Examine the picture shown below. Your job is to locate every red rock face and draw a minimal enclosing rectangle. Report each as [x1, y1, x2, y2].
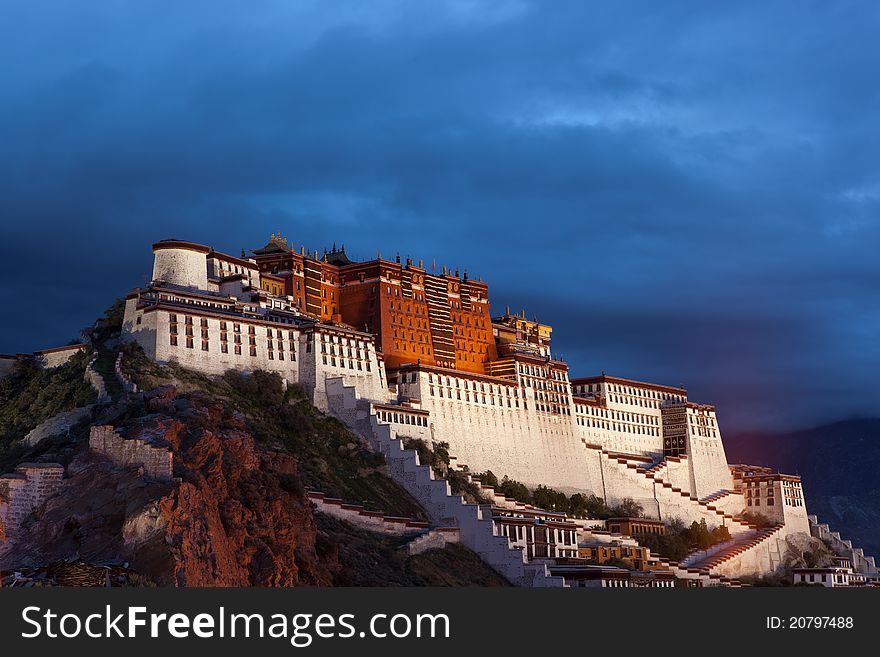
[2, 387, 339, 587]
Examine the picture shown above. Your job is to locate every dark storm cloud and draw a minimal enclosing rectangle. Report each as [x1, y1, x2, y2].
[1, 0, 878, 431]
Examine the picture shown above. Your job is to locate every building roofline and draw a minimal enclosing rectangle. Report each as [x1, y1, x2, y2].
[208, 249, 258, 270]
[571, 374, 687, 396]
[393, 363, 518, 387]
[152, 240, 211, 255]
[32, 344, 86, 355]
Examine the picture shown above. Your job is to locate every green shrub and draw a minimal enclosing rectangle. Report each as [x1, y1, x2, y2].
[0, 350, 96, 445]
[740, 511, 776, 528]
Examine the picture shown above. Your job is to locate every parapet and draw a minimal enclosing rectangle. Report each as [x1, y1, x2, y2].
[0, 462, 65, 540]
[89, 425, 173, 481]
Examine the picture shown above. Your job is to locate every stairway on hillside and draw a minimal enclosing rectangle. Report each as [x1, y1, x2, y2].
[808, 515, 878, 574]
[324, 376, 565, 588]
[92, 349, 124, 400]
[587, 442, 755, 534]
[680, 525, 784, 575]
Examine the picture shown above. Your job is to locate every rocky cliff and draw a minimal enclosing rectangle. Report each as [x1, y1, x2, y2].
[2, 386, 337, 586]
[1, 356, 506, 587]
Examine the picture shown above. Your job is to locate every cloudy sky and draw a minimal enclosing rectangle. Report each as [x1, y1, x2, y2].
[1, 1, 878, 432]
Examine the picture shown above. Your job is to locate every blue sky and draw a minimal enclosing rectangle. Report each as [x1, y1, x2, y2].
[1, 1, 878, 432]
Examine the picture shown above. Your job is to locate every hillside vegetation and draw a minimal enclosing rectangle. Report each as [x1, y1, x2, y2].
[118, 342, 427, 520]
[0, 350, 96, 461]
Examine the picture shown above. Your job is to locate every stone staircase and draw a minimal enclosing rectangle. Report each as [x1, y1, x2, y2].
[325, 376, 565, 587]
[655, 557, 741, 587]
[84, 352, 111, 403]
[307, 491, 430, 535]
[587, 442, 754, 534]
[114, 351, 138, 394]
[808, 515, 878, 574]
[700, 489, 735, 504]
[405, 528, 461, 556]
[89, 349, 122, 400]
[680, 524, 784, 575]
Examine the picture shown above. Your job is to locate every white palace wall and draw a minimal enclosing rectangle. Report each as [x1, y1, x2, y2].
[122, 298, 386, 407]
[688, 431, 736, 500]
[398, 370, 604, 495]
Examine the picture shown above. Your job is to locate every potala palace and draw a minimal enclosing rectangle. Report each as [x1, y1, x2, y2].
[111, 235, 876, 586]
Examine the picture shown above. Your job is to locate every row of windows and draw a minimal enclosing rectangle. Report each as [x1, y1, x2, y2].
[521, 376, 568, 393]
[429, 385, 523, 409]
[392, 340, 433, 356]
[376, 409, 428, 427]
[318, 333, 371, 350]
[607, 394, 672, 409]
[425, 373, 518, 396]
[576, 404, 660, 425]
[688, 414, 717, 427]
[575, 416, 661, 435]
[320, 354, 371, 371]
[209, 258, 256, 278]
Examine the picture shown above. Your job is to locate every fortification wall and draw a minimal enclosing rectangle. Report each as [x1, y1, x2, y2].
[704, 490, 745, 515]
[33, 344, 86, 369]
[664, 457, 691, 494]
[0, 345, 85, 378]
[324, 376, 565, 587]
[0, 463, 64, 539]
[688, 433, 735, 499]
[307, 491, 429, 535]
[428, 395, 603, 494]
[89, 425, 173, 481]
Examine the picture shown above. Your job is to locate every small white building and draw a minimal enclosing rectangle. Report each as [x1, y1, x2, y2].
[793, 566, 853, 587]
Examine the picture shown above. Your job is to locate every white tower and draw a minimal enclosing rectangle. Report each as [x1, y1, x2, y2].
[151, 240, 210, 291]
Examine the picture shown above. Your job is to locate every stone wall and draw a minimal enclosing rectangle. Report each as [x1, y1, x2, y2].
[707, 526, 787, 579]
[307, 491, 429, 535]
[407, 528, 461, 556]
[687, 432, 735, 500]
[809, 515, 878, 574]
[0, 345, 86, 378]
[33, 344, 86, 369]
[115, 352, 138, 394]
[0, 463, 64, 539]
[88, 425, 173, 481]
[407, 372, 604, 495]
[85, 354, 111, 402]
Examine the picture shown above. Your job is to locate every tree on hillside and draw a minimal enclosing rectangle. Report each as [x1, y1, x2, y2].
[477, 470, 500, 488]
[497, 476, 532, 504]
[612, 497, 644, 518]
